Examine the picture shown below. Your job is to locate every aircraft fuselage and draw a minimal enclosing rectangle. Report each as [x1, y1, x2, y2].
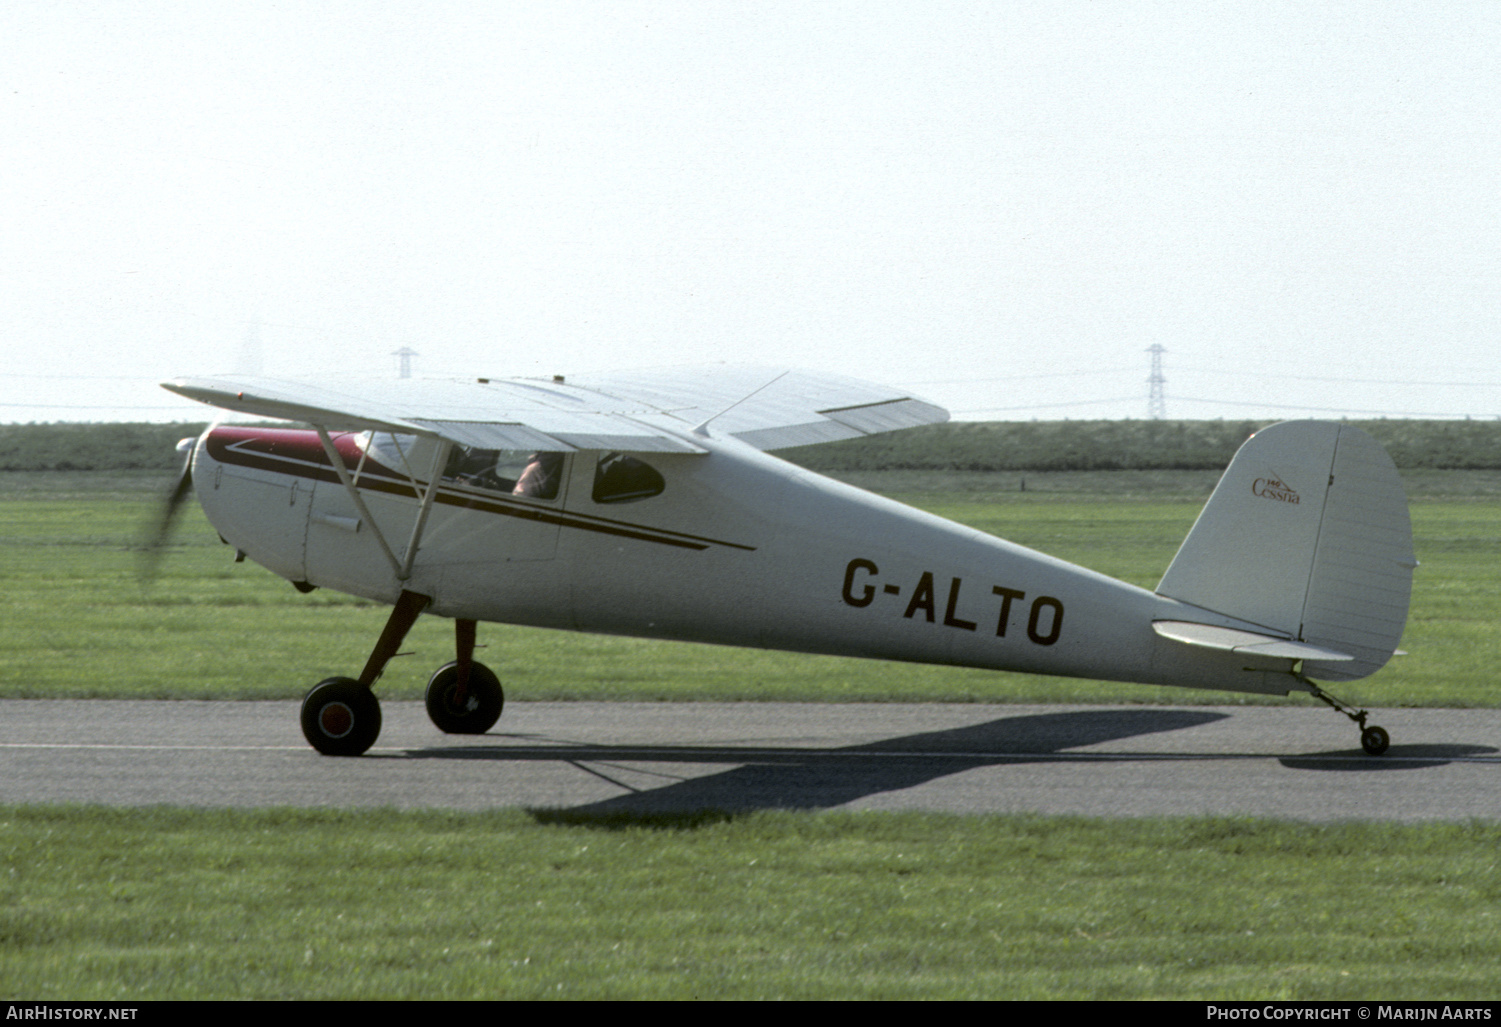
[192, 424, 1304, 697]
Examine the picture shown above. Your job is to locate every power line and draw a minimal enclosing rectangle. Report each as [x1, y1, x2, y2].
[1171, 365, 1501, 389]
[911, 368, 1137, 387]
[954, 396, 1144, 415]
[1168, 395, 1497, 418]
[0, 402, 192, 410]
[0, 372, 160, 382]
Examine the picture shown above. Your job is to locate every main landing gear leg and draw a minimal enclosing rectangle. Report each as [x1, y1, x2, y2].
[300, 589, 431, 756]
[1301, 675, 1390, 756]
[424, 617, 504, 735]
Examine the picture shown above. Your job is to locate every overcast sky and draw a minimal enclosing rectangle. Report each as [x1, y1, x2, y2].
[4, 1, 1499, 424]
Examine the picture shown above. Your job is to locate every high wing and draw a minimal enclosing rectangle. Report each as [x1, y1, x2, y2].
[161, 366, 949, 454]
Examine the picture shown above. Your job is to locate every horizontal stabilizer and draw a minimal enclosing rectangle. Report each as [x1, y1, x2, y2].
[1152, 621, 1354, 662]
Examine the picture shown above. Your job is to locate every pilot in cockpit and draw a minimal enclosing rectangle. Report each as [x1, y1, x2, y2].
[443, 446, 562, 499]
[513, 452, 563, 499]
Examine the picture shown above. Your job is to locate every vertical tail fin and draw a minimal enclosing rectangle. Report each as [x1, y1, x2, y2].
[1157, 421, 1415, 681]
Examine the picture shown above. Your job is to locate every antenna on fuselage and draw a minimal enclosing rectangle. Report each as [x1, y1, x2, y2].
[691, 370, 789, 437]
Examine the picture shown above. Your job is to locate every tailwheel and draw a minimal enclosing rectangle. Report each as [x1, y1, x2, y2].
[425, 660, 504, 735]
[1303, 675, 1391, 756]
[302, 677, 382, 756]
[1361, 725, 1390, 756]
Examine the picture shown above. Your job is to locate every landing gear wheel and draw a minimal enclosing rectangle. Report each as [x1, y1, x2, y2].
[1361, 725, 1390, 756]
[1304, 677, 1391, 758]
[301, 677, 382, 756]
[425, 661, 504, 735]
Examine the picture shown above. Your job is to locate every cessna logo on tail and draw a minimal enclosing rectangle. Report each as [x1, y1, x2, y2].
[1253, 476, 1300, 504]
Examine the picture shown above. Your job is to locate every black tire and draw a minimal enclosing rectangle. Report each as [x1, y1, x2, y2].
[1361, 725, 1390, 756]
[424, 661, 504, 734]
[301, 677, 382, 756]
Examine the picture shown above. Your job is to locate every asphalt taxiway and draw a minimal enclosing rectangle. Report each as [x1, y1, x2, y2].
[0, 700, 1496, 820]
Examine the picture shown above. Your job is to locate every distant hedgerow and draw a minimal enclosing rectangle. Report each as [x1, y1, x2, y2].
[0, 423, 208, 472]
[1, 418, 1497, 474]
[782, 419, 1501, 472]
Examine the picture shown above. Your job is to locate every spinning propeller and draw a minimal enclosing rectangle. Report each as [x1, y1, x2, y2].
[139, 435, 201, 581]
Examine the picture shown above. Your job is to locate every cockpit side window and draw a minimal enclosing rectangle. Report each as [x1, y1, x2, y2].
[446, 448, 564, 500]
[364, 434, 563, 501]
[593, 453, 665, 504]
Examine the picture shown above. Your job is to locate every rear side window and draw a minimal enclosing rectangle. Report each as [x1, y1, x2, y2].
[593, 453, 665, 504]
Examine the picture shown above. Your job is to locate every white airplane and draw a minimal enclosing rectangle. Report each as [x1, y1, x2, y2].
[155, 367, 1415, 758]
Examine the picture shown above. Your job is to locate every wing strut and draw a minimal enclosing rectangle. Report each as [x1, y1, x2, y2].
[399, 437, 454, 580]
[314, 428, 453, 583]
[316, 427, 405, 580]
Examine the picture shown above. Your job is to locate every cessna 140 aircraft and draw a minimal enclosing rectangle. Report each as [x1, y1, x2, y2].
[155, 367, 1414, 758]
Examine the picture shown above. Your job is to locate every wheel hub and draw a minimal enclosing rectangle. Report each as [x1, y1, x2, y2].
[318, 701, 354, 738]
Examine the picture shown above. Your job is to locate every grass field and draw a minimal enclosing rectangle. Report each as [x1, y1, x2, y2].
[3, 806, 1498, 1000]
[1, 468, 1498, 1000]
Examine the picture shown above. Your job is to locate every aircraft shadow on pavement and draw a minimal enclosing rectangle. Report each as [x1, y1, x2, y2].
[409, 707, 1228, 815]
[1280, 743, 1497, 772]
